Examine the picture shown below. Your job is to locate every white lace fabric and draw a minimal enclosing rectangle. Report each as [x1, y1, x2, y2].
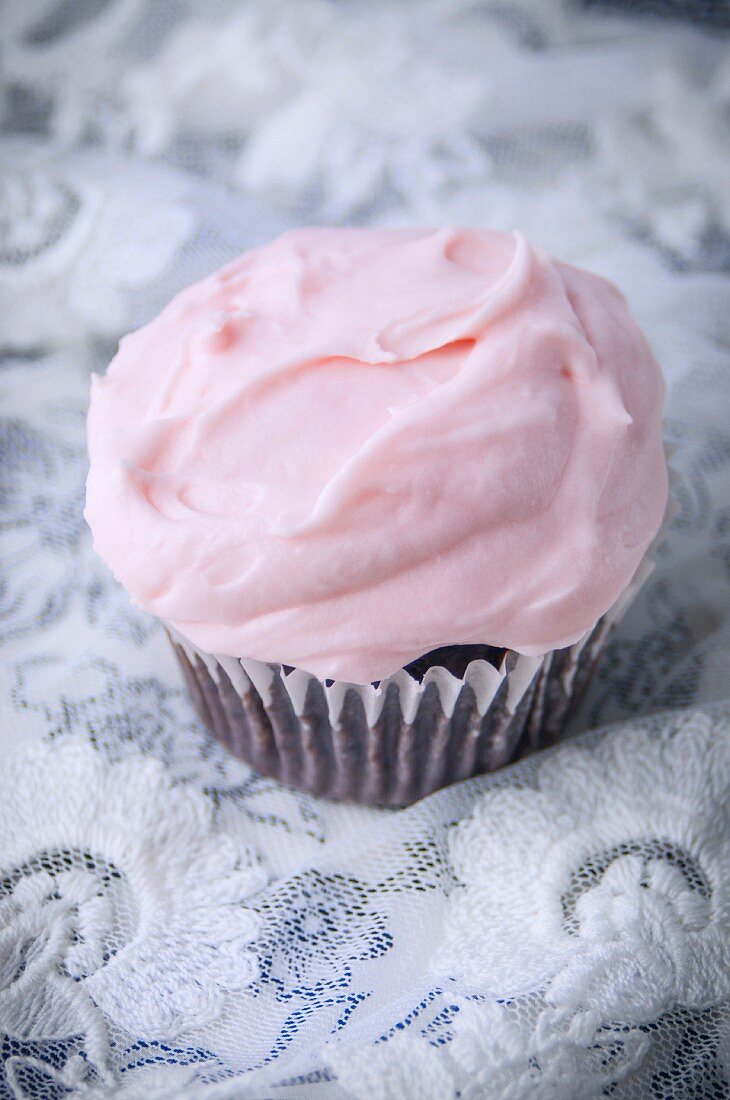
[1, 2, 729, 1097]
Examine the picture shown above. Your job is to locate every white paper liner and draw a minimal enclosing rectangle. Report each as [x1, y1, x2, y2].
[168, 624, 540, 729]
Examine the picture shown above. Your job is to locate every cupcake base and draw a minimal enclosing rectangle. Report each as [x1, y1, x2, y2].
[170, 613, 615, 807]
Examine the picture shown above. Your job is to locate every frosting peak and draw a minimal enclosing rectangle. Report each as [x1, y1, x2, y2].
[86, 227, 668, 682]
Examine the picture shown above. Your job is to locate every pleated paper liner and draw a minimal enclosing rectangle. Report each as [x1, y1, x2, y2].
[168, 548, 654, 807]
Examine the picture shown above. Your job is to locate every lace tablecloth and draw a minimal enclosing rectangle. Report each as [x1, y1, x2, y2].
[1, 2, 729, 1097]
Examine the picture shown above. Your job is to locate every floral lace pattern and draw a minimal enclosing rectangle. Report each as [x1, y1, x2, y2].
[1, 741, 263, 1094]
[1, 1, 729, 1097]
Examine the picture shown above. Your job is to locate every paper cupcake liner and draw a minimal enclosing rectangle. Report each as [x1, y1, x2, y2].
[167, 544, 655, 806]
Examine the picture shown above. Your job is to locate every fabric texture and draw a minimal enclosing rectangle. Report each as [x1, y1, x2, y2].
[1, 1, 729, 1097]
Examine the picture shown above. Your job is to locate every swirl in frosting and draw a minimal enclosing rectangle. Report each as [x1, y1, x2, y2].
[85, 227, 668, 683]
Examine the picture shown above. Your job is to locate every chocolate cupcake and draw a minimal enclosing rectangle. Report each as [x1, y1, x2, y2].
[85, 227, 669, 806]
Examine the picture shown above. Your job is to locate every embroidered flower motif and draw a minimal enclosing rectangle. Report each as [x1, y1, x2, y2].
[119, 1, 331, 155]
[593, 59, 730, 263]
[0, 865, 115, 1085]
[0, 740, 265, 1086]
[233, 7, 490, 217]
[446, 998, 649, 1100]
[0, 147, 193, 350]
[327, 1032, 456, 1100]
[442, 707, 730, 1018]
[257, 869, 392, 1001]
[428, 707, 730, 1095]
[3, 1051, 206, 1100]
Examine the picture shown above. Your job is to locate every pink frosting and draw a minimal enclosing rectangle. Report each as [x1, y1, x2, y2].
[85, 227, 668, 683]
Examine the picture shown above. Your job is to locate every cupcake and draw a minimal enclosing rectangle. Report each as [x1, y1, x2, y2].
[85, 227, 668, 806]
